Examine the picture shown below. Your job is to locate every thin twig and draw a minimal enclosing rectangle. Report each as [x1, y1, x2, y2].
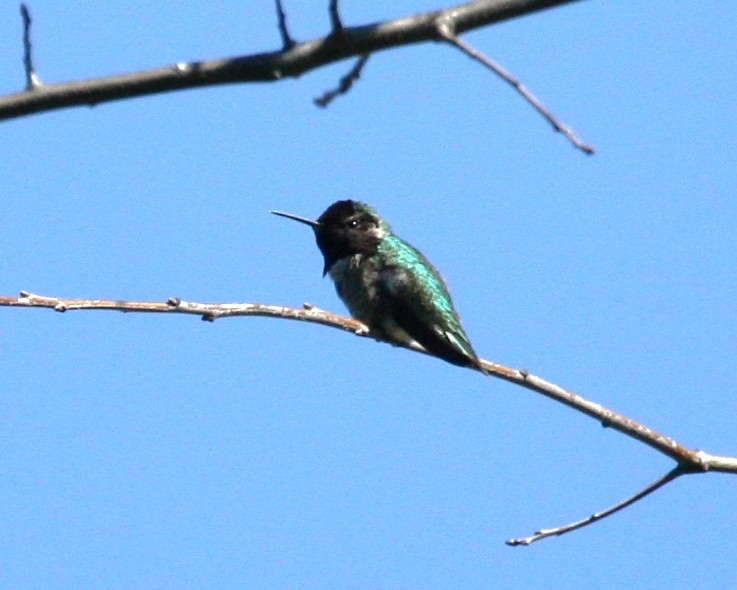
[314, 54, 369, 107]
[507, 467, 684, 546]
[275, 0, 295, 50]
[437, 22, 595, 155]
[329, 0, 344, 35]
[20, 3, 42, 89]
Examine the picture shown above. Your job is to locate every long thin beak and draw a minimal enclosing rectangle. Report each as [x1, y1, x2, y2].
[270, 210, 321, 229]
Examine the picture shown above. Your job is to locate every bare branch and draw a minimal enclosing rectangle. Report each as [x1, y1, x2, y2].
[275, 0, 296, 50]
[4, 291, 370, 333]
[20, 3, 42, 89]
[314, 54, 369, 107]
[0, 0, 587, 123]
[506, 467, 684, 546]
[6, 290, 731, 541]
[436, 21, 595, 154]
[3, 290, 736, 474]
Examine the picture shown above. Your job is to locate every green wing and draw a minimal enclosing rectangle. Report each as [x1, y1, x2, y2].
[379, 236, 480, 368]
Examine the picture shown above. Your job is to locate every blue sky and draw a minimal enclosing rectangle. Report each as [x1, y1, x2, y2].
[1, 2, 736, 588]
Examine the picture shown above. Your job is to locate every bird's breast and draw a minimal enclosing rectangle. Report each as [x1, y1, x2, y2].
[328, 254, 383, 318]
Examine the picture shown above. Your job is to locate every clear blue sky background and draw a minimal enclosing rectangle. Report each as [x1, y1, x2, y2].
[1, 2, 735, 588]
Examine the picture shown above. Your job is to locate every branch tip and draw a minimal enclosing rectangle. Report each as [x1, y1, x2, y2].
[314, 53, 369, 107]
[506, 467, 683, 546]
[20, 2, 42, 90]
[440, 30, 595, 155]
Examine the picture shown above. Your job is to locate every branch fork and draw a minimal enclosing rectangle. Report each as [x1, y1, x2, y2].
[2, 290, 735, 544]
[5, 1, 595, 154]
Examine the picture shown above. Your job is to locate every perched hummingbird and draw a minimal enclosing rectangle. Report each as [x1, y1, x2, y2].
[271, 200, 486, 372]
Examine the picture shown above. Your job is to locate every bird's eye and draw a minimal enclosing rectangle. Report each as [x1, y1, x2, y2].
[349, 219, 359, 228]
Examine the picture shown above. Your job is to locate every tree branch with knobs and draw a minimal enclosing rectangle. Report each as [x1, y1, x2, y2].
[2, 291, 735, 545]
[2, 1, 593, 154]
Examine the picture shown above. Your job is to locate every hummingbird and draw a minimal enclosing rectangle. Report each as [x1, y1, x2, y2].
[271, 200, 486, 373]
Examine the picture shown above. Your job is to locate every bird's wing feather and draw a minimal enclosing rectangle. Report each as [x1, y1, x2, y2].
[379, 243, 479, 368]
